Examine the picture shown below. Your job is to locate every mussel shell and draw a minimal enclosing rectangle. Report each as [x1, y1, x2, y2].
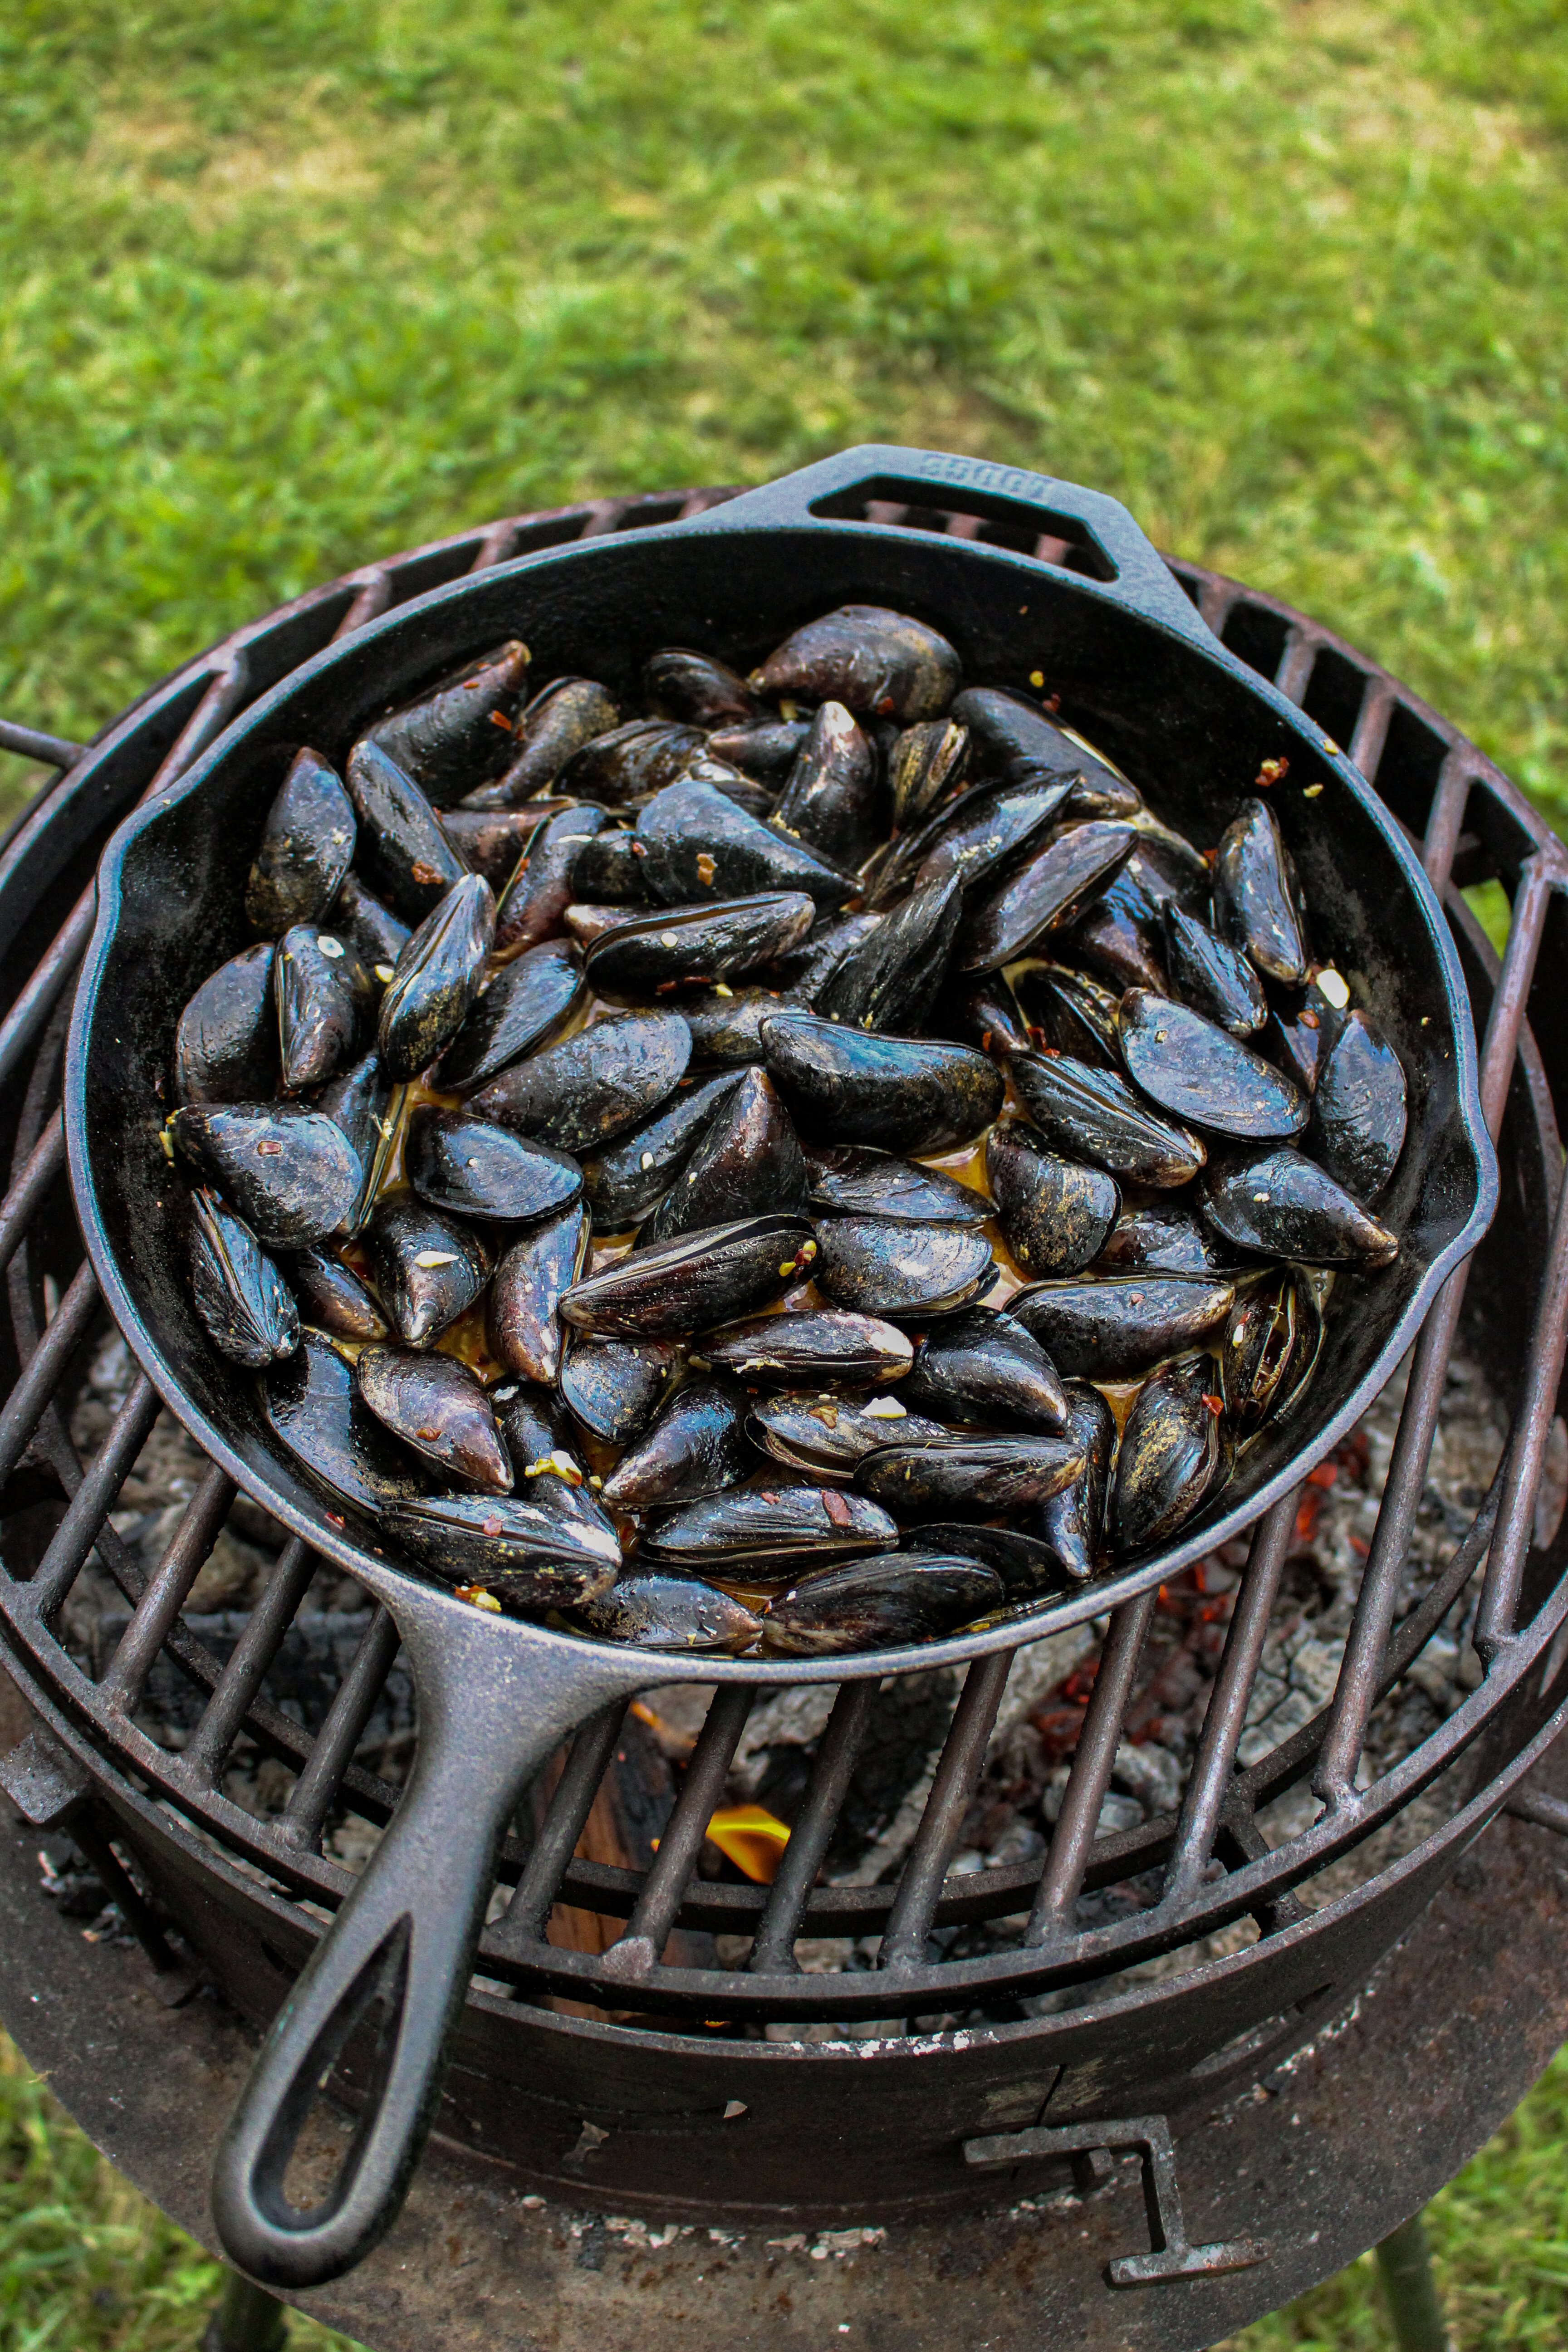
[643, 1479, 900, 1573]
[1010, 962, 1121, 1068]
[584, 892, 814, 1001]
[703, 1308, 912, 1387]
[189, 1190, 299, 1367]
[889, 718, 970, 829]
[1113, 1352, 1230, 1556]
[905, 1520, 1068, 1596]
[857, 1434, 1085, 1518]
[580, 1069, 745, 1229]
[487, 1202, 590, 1384]
[748, 1392, 948, 1480]
[173, 944, 277, 1106]
[433, 937, 587, 1094]
[761, 1011, 1004, 1156]
[802, 1142, 990, 1225]
[1093, 1200, 1236, 1275]
[438, 807, 547, 889]
[494, 1382, 578, 1470]
[1009, 1270, 1235, 1380]
[814, 872, 962, 1034]
[472, 1010, 692, 1153]
[909, 779, 1073, 904]
[571, 828, 649, 904]
[1268, 1006, 1326, 1096]
[637, 779, 852, 910]
[599, 1376, 755, 1509]
[902, 1304, 1067, 1432]
[682, 986, 784, 1067]
[644, 647, 765, 726]
[265, 1333, 425, 1512]
[279, 1242, 388, 1341]
[1163, 903, 1267, 1038]
[769, 909, 882, 1002]
[377, 872, 496, 1081]
[562, 1213, 817, 1338]
[750, 604, 960, 723]
[681, 750, 779, 819]
[561, 718, 705, 804]
[274, 926, 372, 1095]
[1198, 1146, 1399, 1264]
[366, 639, 530, 805]
[1117, 990, 1308, 1141]
[245, 750, 356, 937]
[1218, 1273, 1299, 1426]
[356, 1347, 513, 1492]
[1059, 879, 1170, 996]
[951, 685, 1130, 804]
[1308, 1008, 1407, 1203]
[769, 701, 881, 870]
[1215, 796, 1310, 986]
[812, 1215, 995, 1317]
[493, 802, 608, 956]
[759, 1554, 1002, 1656]
[706, 719, 812, 785]
[381, 1491, 620, 1606]
[1035, 1382, 1116, 1580]
[559, 1332, 681, 1443]
[171, 1102, 362, 1249]
[934, 974, 1033, 1058]
[363, 1197, 492, 1346]
[573, 1568, 762, 1654]
[637, 1068, 806, 1246]
[312, 1051, 394, 1233]
[985, 1120, 1119, 1276]
[958, 821, 1136, 974]
[333, 873, 412, 975]
[461, 677, 621, 809]
[344, 739, 469, 920]
[405, 1107, 582, 1224]
[1010, 1053, 1205, 1188]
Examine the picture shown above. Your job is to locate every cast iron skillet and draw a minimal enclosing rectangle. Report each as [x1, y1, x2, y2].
[65, 446, 1496, 2287]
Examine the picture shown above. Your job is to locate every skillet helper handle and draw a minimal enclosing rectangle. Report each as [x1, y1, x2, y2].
[210, 1610, 640, 2290]
[680, 441, 1213, 645]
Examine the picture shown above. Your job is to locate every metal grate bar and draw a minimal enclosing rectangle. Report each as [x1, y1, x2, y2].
[609, 1687, 755, 1973]
[0, 1111, 66, 1281]
[1026, 1590, 1159, 1946]
[181, 1538, 320, 1786]
[468, 520, 521, 571]
[0, 1259, 100, 1487]
[879, 1650, 1015, 1971]
[1349, 678, 1397, 784]
[1422, 750, 1476, 897]
[1273, 627, 1320, 706]
[0, 719, 85, 770]
[27, 1374, 162, 1620]
[98, 1462, 237, 1713]
[276, 1605, 402, 1853]
[748, 1680, 879, 1975]
[335, 571, 393, 637]
[489, 1700, 628, 1955]
[1475, 1175, 1568, 1658]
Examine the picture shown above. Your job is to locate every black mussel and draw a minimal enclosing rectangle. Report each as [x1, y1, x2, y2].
[365, 639, 530, 806]
[488, 1201, 590, 1383]
[951, 686, 1137, 813]
[188, 1190, 299, 1367]
[580, 1070, 745, 1229]
[1009, 1270, 1235, 1380]
[1269, 1006, 1325, 1096]
[573, 1569, 762, 1654]
[706, 718, 812, 784]
[644, 647, 765, 726]
[638, 1068, 806, 1246]
[1198, 1145, 1399, 1264]
[571, 827, 648, 904]
[904, 1520, 1068, 1596]
[985, 1120, 1120, 1276]
[681, 749, 779, 819]
[750, 605, 960, 723]
[600, 1376, 755, 1509]
[313, 1051, 394, 1231]
[265, 1333, 425, 1512]
[749, 1392, 948, 1480]
[171, 1102, 362, 1248]
[381, 1492, 619, 1607]
[958, 821, 1136, 973]
[344, 739, 469, 921]
[1309, 1008, 1407, 1203]
[584, 891, 814, 1002]
[1060, 885, 1169, 997]
[1113, 1352, 1231, 1555]
[1094, 1200, 1236, 1275]
[812, 1215, 995, 1317]
[439, 806, 545, 889]
[559, 1332, 681, 1443]
[1164, 903, 1267, 1038]
[173, 944, 277, 1106]
[1215, 797, 1309, 985]
[1218, 1272, 1301, 1426]
[760, 1554, 1001, 1656]
[377, 873, 497, 1082]
[889, 718, 970, 830]
[1124, 822, 1213, 913]
[563, 1213, 816, 1338]
[769, 701, 881, 870]
[643, 1479, 900, 1574]
[803, 1142, 990, 1225]
[356, 1347, 513, 1492]
[405, 1106, 582, 1224]
[494, 802, 608, 956]
[934, 973, 1034, 1058]
[761, 1011, 1004, 1155]
[562, 718, 705, 804]
[462, 678, 622, 810]
[1117, 990, 1309, 1141]
[902, 1304, 1068, 1432]
[333, 873, 412, 976]
[274, 926, 372, 1095]
[567, 901, 636, 948]
[703, 1308, 912, 1387]
[857, 1434, 1085, 1518]
[245, 750, 356, 937]
[682, 986, 784, 1066]
[1034, 1382, 1116, 1580]
[637, 779, 852, 910]
[280, 1242, 388, 1341]
[908, 778, 1072, 906]
[434, 937, 587, 1094]
[473, 1010, 692, 1153]
[363, 1198, 491, 1346]
[814, 873, 962, 1034]
[772, 908, 882, 1000]
[493, 1381, 577, 1472]
[1011, 962, 1121, 1068]
[1010, 1052, 1205, 1188]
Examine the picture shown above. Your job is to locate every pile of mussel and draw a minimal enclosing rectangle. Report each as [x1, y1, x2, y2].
[163, 603, 1407, 1656]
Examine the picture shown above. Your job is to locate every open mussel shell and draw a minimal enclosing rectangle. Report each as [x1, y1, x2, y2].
[1009, 1270, 1235, 1380]
[562, 718, 705, 804]
[584, 891, 814, 1002]
[559, 1332, 680, 1443]
[902, 1304, 1067, 1432]
[1035, 1382, 1116, 1580]
[313, 1051, 394, 1233]
[858, 1433, 1085, 1518]
[381, 1492, 620, 1609]
[637, 779, 852, 910]
[637, 1068, 806, 1246]
[1215, 796, 1309, 986]
[274, 926, 372, 1095]
[171, 1103, 362, 1249]
[1164, 903, 1267, 1038]
[173, 944, 277, 1106]
[580, 1069, 744, 1230]
[345, 739, 469, 920]
[812, 1215, 995, 1317]
[433, 937, 586, 1094]
[958, 819, 1136, 974]
[1308, 1007, 1407, 1203]
[493, 804, 608, 957]
[462, 677, 621, 809]
[703, 1308, 912, 1387]
[1219, 1272, 1303, 1427]
[404, 1107, 581, 1225]
[487, 1202, 589, 1384]
[356, 1346, 513, 1492]
[1010, 961, 1121, 1068]
[1113, 1352, 1232, 1556]
[363, 1197, 491, 1346]
[804, 1142, 990, 1225]
[280, 1242, 388, 1341]
[761, 1011, 1003, 1156]
[905, 1520, 1071, 1597]
[245, 750, 355, 938]
[188, 1190, 299, 1367]
[1094, 1199, 1237, 1275]
[985, 1120, 1119, 1276]
[889, 717, 969, 830]
[769, 701, 880, 871]
[1010, 1052, 1205, 1188]
[1117, 990, 1308, 1142]
[377, 872, 496, 1081]
[333, 874, 411, 975]
[599, 1376, 755, 1509]
[264, 1333, 426, 1513]
[643, 1479, 900, 1574]
[815, 872, 962, 1034]
[644, 647, 764, 726]
[759, 1554, 1002, 1657]
[1199, 1146, 1399, 1264]
[563, 1213, 817, 1338]
[473, 1010, 692, 1154]
[750, 604, 960, 723]
[366, 639, 530, 806]
[707, 718, 811, 785]
[748, 1392, 947, 1480]
[573, 1568, 762, 1654]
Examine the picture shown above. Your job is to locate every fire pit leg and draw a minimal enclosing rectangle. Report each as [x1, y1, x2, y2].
[1375, 2213, 1451, 2352]
[201, 2268, 289, 2352]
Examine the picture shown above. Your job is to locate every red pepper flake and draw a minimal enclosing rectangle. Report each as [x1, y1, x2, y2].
[1256, 755, 1289, 789]
[1043, 692, 1062, 714]
[759, 1490, 779, 1505]
[1204, 847, 1219, 867]
[489, 709, 514, 730]
[1202, 1392, 1224, 1416]
[1300, 1009, 1320, 1030]
[655, 979, 679, 994]
[483, 1515, 504, 1537]
[324, 1510, 345, 1528]
[1042, 1045, 1061, 1058]
[980, 1028, 993, 1051]
[823, 1488, 853, 1527]
[1306, 1459, 1337, 1490]
[256, 1139, 283, 1156]
[411, 860, 443, 886]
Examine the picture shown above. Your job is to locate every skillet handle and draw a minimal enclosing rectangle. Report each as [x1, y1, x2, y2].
[210, 1603, 641, 2290]
[681, 442, 1214, 645]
